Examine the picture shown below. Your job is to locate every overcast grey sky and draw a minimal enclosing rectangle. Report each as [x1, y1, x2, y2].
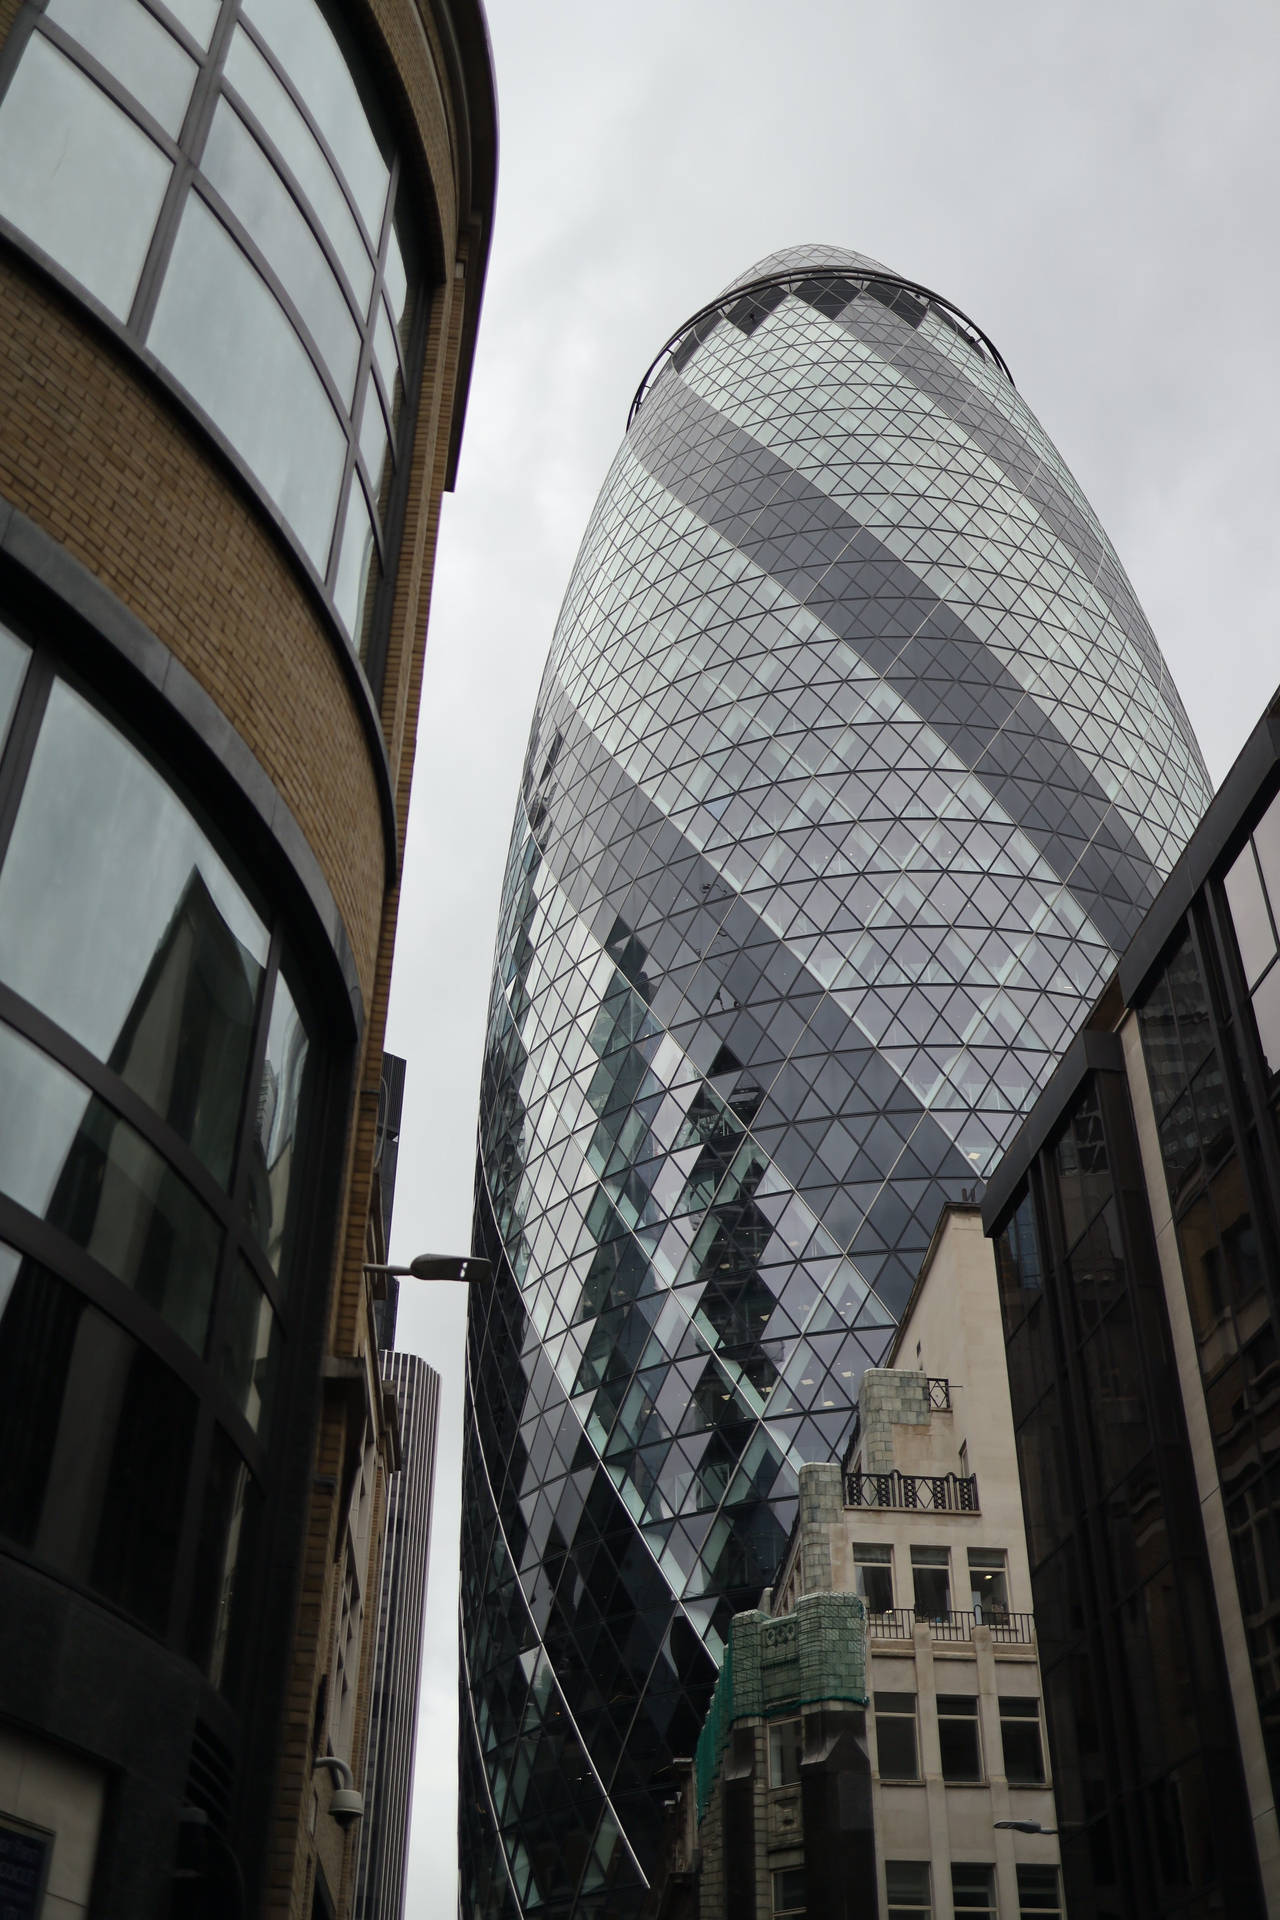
[382, 1, 1280, 1908]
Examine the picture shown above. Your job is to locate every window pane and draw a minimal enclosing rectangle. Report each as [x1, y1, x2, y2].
[202, 99, 361, 400]
[1001, 1714, 1045, 1784]
[1251, 960, 1280, 1078]
[938, 1696, 982, 1781]
[332, 476, 380, 653]
[249, 970, 310, 1275]
[46, 0, 197, 136]
[1017, 1864, 1061, 1913]
[874, 1696, 918, 1780]
[854, 1544, 894, 1612]
[768, 1718, 801, 1786]
[149, 192, 346, 570]
[0, 680, 266, 1184]
[1225, 843, 1275, 988]
[242, 0, 389, 241]
[0, 35, 171, 318]
[886, 1860, 930, 1918]
[0, 620, 29, 750]
[968, 1549, 1009, 1618]
[371, 293, 401, 416]
[0, 1023, 222, 1350]
[772, 1866, 805, 1916]
[213, 1256, 277, 1433]
[911, 1552, 950, 1619]
[162, 0, 221, 45]
[357, 369, 392, 506]
[223, 27, 373, 310]
[952, 1864, 995, 1913]
[0, 1258, 194, 1634]
[385, 219, 410, 334]
[187, 1423, 260, 1696]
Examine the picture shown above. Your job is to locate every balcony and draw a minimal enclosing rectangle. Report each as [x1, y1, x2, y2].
[845, 1469, 978, 1513]
[865, 1608, 1035, 1645]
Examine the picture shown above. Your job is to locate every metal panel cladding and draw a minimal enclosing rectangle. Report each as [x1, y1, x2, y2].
[460, 245, 1211, 1916]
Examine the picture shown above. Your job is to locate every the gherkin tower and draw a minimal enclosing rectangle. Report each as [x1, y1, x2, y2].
[460, 245, 1210, 1917]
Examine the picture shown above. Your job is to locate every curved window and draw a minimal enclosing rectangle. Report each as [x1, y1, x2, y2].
[0, 0, 425, 668]
[0, 614, 332, 1683]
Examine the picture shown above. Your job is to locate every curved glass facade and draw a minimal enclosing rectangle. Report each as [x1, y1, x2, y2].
[0, 0, 420, 658]
[0, 608, 323, 1690]
[461, 247, 1212, 1915]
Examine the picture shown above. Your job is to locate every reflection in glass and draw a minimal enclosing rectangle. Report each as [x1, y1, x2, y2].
[0, 1259, 194, 1633]
[46, 0, 198, 137]
[332, 479, 377, 649]
[249, 971, 310, 1272]
[0, 621, 29, 753]
[0, 1022, 221, 1351]
[202, 100, 362, 401]
[188, 1424, 259, 1693]
[149, 194, 346, 569]
[0, 35, 170, 318]
[243, 0, 389, 242]
[1225, 844, 1275, 988]
[223, 28, 373, 311]
[1251, 960, 1280, 1079]
[357, 372, 392, 505]
[215, 1256, 277, 1431]
[0, 680, 266, 1182]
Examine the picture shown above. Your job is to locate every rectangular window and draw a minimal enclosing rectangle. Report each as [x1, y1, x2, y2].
[854, 1541, 894, 1612]
[937, 1694, 982, 1782]
[772, 1866, 806, 1917]
[885, 1860, 931, 1919]
[952, 1863, 996, 1915]
[1017, 1863, 1062, 1915]
[873, 1692, 919, 1780]
[768, 1717, 802, 1787]
[911, 1545, 950, 1620]
[1000, 1697, 1046, 1784]
[968, 1548, 1009, 1622]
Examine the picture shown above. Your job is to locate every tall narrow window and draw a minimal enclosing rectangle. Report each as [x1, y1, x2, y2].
[771, 1866, 806, 1918]
[854, 1541, 894, 1612]
[911, 1545, 950, 1620]
[1000, 1697, 1046, 1784]
[885, 1861, 931, 1920]
[938, 1695, 982, 1782]
[968, 1548, 1009, 1622]
[873, 1693, 919, 1781]
[1017, 1864, 1062, 1916]
[768, 1718, 802, 1787]
[952, 1864, 996, 1916]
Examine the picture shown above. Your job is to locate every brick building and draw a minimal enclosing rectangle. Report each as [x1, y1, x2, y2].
[0, 1, 494, 1914]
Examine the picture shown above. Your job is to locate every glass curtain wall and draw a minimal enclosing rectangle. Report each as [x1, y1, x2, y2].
[461, 245, 1213, 1915]
[0, 608, 322, 1693]
[0, 0, 423, 662]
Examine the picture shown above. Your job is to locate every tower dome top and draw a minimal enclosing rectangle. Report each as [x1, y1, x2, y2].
[719, 243, 892, 294]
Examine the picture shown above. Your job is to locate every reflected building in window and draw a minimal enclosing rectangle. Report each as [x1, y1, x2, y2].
[982, 687, 1280, 1917]
[0, 2, 494, 1917]
[461, 247, 1211, 1913]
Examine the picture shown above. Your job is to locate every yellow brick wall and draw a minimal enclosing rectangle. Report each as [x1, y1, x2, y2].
[0, 256, 388, 1006]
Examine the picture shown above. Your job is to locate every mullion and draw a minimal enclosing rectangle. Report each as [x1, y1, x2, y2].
[0, 1190, 268, 1473]
[127, 0, 236, 338]
[0, 645, 53, 875]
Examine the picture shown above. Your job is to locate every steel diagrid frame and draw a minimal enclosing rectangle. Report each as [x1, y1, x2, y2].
[461, 243, 1214, 1919]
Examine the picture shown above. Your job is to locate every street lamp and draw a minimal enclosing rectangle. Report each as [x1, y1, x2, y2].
[362, 1253, 492, 1283]
[994, 1820, 1059, 1835]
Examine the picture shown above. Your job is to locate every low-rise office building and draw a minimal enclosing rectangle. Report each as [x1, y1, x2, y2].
[659, 1208, 1064, 1919]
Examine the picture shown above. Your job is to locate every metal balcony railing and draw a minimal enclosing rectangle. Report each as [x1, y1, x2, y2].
[845, 1469, 978, 1512]
[865, 1608, 1035, 1644]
